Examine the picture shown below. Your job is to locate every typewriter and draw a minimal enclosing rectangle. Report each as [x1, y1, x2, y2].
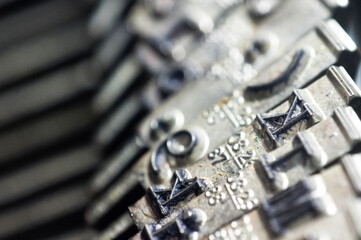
[0, 0, 360, 240]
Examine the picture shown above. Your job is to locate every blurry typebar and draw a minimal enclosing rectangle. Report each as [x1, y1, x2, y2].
[0, 182, 90, 240]
[0, 0, 136, 240]
[0, 23, 133, 129]
[0, 20, 94, 89]
[0, 143, 99, 208]
[0, 101, 95, 167]
[85, 0, 355, 215]
[0, 1, 360, 240]
[0, 0, 94, 49]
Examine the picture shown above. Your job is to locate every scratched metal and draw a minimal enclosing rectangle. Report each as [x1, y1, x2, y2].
[0, 1, 359, 240]
[137, 0, 336, 150]
[126, 20, 358, 191]
[129, 106, 361, 239]
[89, 0, 345, 200]
[129, 67, 361, 234]
[86, 19, 360, 234]
[199, 155, 361, 240]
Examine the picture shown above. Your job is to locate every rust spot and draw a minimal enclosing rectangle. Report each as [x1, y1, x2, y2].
[219, 97, 230, 105]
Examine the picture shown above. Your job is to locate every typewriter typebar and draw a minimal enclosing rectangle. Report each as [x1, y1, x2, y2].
[128, 66, 361, 231]
[89, 7, 357, 205]
[85, 20, 357, 217]
[199, 151, 361, 240]
[92, 0, 337, 153]
[1, 1, 361, 240]
[128, 104, 361, 239]
[137, 0, 346, 151]
[87, 20, 360, 239]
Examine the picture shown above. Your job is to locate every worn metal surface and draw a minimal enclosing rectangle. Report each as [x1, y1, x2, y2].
[89, 0, 349, 202]
[1, 1, 361, 240]
[117, 20, 358, 198]
[128, 67, 361, 228]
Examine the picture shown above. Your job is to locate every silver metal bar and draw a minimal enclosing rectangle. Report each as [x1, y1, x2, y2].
[88, 0, 132, 40]
[85, 171, 140, 226]
[90, 136, 145, 195]
[96, 212, 134, 240]
[94, 93, 145, 148]
[92, 55, 143, 116]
